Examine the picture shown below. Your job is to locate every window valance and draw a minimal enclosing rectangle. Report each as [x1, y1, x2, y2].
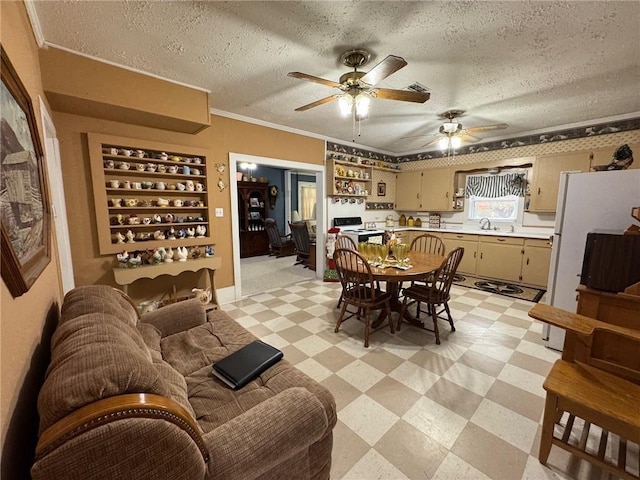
[465, 172, 526, 198]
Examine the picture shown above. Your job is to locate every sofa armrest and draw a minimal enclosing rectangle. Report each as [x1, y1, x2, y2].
[140, 299, 206, 337]
[204, 387, 329, 480]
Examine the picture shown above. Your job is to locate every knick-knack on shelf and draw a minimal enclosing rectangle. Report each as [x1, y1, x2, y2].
[164, 246, 174, 263]
[176, 246, 189, 262]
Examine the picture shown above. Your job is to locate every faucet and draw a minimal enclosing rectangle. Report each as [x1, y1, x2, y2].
[479, 217, 491, 230]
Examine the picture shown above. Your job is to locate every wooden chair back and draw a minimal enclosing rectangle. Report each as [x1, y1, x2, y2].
[335, 235, 357, 251]
[333, 248, 376, 305]
[410, 234, 445, 255]
[265, 218, 285, 247]
[431, 247, 465, 301]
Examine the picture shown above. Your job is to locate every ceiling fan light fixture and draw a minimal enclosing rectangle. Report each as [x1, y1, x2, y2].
[451, 136, 462, 149]
[355, 93, 370, 116]
[338, 95, 353, 116]
[438, 137, 450, 150]
[442, 122, 461, 134]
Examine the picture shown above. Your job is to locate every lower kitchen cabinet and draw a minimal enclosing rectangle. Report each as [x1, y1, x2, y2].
[442, 233, 478, 275]
[477, 236, 524, 283]
[520, 238, 552, 287]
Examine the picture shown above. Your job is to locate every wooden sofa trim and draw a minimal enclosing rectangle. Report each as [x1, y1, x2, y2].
[35, 393, 209, 463]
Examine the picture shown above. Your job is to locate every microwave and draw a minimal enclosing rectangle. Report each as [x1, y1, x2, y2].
[580, 231, 640, 292]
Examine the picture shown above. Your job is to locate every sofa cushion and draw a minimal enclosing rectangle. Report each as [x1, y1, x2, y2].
[38, 313, 172, 433]
[61, 285, 138, 328]
[161, 310, 336, 436]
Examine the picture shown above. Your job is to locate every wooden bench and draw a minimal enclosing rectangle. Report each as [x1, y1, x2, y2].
[529, 303, 640, 480]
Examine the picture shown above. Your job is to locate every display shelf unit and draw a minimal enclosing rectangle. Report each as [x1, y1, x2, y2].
[237, 181, 269, 257]
[88, 133, 213, 255]
[327, 158, 372, 197]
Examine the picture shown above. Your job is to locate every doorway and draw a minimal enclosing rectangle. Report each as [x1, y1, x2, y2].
[229, 153, 324, 300]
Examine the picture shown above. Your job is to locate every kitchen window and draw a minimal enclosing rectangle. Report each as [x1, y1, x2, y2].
[465, 171, 527, 222]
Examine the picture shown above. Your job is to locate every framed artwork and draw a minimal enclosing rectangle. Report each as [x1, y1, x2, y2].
[377, 181, 386, 197]
[1, 45, 51, 297]
[249, 197, 260, 208]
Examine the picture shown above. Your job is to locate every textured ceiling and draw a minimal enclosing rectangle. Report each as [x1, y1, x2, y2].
[31, 1, 640, 154]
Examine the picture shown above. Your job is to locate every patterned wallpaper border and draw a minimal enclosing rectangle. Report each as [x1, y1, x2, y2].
[327, 117, 640, 164]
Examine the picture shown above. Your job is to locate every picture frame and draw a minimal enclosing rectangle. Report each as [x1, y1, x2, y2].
[377, 181, 386, 197]
[1, 45, 51, 297]
[249, 197, 260, 208]
[249, 212, 261, 220]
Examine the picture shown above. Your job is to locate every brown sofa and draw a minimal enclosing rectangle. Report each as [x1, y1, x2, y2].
[31, 285, 336, 480]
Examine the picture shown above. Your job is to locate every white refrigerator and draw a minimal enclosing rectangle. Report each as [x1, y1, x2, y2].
[543, 169, 640, 350]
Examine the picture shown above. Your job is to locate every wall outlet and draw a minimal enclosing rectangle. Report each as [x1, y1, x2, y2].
[215, 208, 223, 217]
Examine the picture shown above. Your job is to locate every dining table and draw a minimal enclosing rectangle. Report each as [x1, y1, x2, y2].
[368, 250, 445, 326]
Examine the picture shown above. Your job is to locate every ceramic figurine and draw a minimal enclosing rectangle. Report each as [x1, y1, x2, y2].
[185, 180, 195, 191]
[152, 249, 163, 265]
[186, 227, 196, 238]
[153, 230, 165, 240]
[126, 230, 135, 243]
[116, 251, 129, 267]
[190, 246, 202, 259]
[164, 246, 174, 263]
[153, 214, 163, 224]
[196, 225, 206, 238]
[177, 228, 186, 239]
[128, 253, 142, 268]
[165, 227, 176, 240]
[205, 246, 214, 257]
[176, 246, 188, 262]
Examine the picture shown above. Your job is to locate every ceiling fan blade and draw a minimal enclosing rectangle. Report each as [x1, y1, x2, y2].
[294, 95, 339, 112]
[421, 137, 443, 148]
[465, 123, 508, 134]
[372, 88, 430, 103]
[359, 55, 407, 86]
[287, 72, 341, 88]
[458, 133, 480, 143]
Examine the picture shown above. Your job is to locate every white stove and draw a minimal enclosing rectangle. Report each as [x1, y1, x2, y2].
[333, 217, 384, 244]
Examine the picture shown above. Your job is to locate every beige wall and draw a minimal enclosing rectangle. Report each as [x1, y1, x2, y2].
[52, 106, 324, 301]
[1, 2, 64, 478]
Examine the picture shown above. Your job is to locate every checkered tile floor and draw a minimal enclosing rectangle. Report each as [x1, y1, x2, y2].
[222, 279, 637, 480]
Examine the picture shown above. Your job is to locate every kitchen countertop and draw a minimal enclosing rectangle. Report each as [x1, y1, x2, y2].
[393, 226, 553, 240]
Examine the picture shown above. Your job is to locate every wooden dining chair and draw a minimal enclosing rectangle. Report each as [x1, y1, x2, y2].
[335, 235, 357, 308]
[408, 233, 447, 316]
[265, 218, 295, 257]
[289, 221, 312, 268]
[333, 248, 393, 348]
[398, 247, 464, 344]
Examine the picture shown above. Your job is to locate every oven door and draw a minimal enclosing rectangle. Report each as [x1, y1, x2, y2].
[359, 232, 383, 244]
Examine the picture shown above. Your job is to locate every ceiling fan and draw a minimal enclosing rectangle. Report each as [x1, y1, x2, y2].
[288, 48, 430, 119]
[423, 110, 508, 149]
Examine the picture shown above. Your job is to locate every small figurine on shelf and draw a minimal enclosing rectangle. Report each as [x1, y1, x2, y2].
[126, 230, 136, 244]
[205, 245, 214, 257]
[153, 230, 165, 240]
[152, 248, 164, 265]
[186, 227, 196, 238]
[115, 231, 126, 244]
[165, 226, 176, 240]
[176, 246, 189, 262]
[141, 250, 152, 265]
[153, 213, 162, 224]
[116, 251, 129, 268]
[196, 225, 207, 238]
[164, 246, 174, 263]
[190, 246, 202, 259]
[177, 228, 186, 239]
[128, 252, 142, 268]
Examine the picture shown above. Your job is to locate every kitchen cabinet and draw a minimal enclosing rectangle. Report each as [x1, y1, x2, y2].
[395, 172, 422, 210]
[443, 233, 479, 275]
[395, 168, 453, 212]
[88, 133, 212, 255]
[520, 238, 552, 287]
[477, 236, 524, 283]
[237, 182, 269, 258]
[421, 167, 453, 212]
[591, 142, 640, 170]
[528, 152, 592, 212]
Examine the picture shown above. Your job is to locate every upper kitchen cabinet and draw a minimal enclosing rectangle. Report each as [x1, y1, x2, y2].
[395, 171, 422, 210]
[395, 168, 453, 212]
[528, 152, 592, 212]
[421, 167, 453, 212]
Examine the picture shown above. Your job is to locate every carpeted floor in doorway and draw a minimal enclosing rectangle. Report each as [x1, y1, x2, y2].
[452, 273, 546, 302]
[241, 254, 317, 297]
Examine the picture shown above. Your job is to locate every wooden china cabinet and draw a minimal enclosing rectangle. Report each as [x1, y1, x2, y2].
[237, 182, 269, 257]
